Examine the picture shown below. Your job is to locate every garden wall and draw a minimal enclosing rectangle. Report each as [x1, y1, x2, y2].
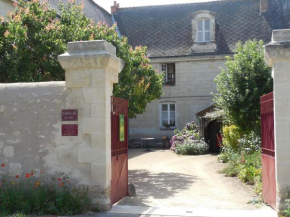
[0, 40, 124, 210]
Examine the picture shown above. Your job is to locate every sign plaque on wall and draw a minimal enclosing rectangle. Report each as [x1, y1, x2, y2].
[119, 115, 125, 142]
[62, 124, 78, 136]
[62, 109, 78, 121]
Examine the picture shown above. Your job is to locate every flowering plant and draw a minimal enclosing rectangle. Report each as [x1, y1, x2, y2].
[0, 164, 91, 215]
[170, 121, 209, 155]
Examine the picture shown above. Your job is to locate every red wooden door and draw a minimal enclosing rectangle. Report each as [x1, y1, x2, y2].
[260, 92, 276, 210]
[111, 97, 129, 205]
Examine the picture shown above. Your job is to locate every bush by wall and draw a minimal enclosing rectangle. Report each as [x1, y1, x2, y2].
[170, 121, 209, 155]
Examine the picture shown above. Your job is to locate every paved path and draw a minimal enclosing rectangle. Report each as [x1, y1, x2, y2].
[84, 149, 276, 217]
[93, 205, 276, 217]
[117, 149, 264, 210]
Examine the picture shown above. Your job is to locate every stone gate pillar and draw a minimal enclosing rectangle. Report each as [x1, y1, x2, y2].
[265, 29, 290, 213]
[58, 40, 124, 210]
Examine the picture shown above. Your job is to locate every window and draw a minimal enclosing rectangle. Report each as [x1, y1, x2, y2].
[197, 19, 210, 42]
[161, 63, 175, 86]
[191, 10, 217, 53]
[160, 103, 176, 128]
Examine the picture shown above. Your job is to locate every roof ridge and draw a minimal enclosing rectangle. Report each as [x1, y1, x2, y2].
[117, 0, 253, 11]
[90, 0, 111, 16]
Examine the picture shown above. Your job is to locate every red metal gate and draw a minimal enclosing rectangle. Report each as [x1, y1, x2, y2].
[261, 92, 276, 210]
[111, 96, 129, 205]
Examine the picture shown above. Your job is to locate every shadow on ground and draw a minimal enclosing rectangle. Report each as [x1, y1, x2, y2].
[117, 169, 197, 206]
[128, 148, 169, 160]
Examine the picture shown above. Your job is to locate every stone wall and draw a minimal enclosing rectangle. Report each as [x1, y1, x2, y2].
[0, 40, 124, 210]
[129, 56, 226, 139]
[0, 0, 14, 17]
[264, 29, 290, 213]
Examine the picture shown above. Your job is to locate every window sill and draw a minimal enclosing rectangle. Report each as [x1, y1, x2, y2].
[163, 85, 176, 87]
[195, 41, 211, 44]
[160, 127, 176, 130]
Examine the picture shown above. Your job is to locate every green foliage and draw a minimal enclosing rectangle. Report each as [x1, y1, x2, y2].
[238, 151, 261, 184]
[222, 125, 241, 152]
[219, 126, 262, 193]
[0, 172, 91, 216]
[3, 213, 26, 217]
[217, 153, 229, 163]
[170, 121, 209, 155]
[214, 40, 272, 134]
[282, 199, 290, 217]
[0, 0, 163, 118]
[204, 108, 226, 121]
[175, 140, 209, 155]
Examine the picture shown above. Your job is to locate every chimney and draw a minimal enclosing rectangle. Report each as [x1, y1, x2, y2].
[260, 0, 268, 13]
[111, 1, 120, 14]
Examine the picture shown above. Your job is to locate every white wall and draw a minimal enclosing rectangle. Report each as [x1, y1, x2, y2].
[265, 29, 290, 214]
[129, 56, 226, 139]
[0, 0, 14, 18]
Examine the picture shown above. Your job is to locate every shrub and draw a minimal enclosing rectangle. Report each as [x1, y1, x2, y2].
[222, 125, 241, 152]
[217, 153, 229, 163]
[0, 165, 91, 216]
[175, 140, 209, 155]
[218, 128, 262, 193]
[283, 199, 290, 217]
[170, 121, 209, 155]
[214, 40, 272, 134]
[237, 131, 261, 154]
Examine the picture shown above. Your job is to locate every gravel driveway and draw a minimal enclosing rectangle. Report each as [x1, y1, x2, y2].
[117, 149, 267, 210]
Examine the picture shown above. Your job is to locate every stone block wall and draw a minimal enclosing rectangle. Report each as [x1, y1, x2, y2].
[265, 29, 290, 213]
[129, 57, 226, 139]
[0, 40, 124, 210]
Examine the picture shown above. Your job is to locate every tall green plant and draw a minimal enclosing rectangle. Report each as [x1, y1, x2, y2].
[214, 40, 272, 134]
[0, 0, 163, 118]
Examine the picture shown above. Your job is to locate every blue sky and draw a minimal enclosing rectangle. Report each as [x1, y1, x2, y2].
[96, 0, 212, 13]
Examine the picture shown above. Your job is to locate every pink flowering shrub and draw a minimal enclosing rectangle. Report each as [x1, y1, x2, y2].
[170, 121, 209, 155]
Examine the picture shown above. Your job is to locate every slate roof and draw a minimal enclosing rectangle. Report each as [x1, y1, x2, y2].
[114, 0, 273, 58]
[47, 0, 113, 26]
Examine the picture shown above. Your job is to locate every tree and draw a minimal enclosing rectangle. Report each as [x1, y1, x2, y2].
[214, 40, 273, 134]
[0, 0, 163, 118]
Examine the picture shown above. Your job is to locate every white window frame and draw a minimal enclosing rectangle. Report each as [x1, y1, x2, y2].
[160, 102, 176, 129]
[197, 19, 210, 42]
[161, 64, 168, 81]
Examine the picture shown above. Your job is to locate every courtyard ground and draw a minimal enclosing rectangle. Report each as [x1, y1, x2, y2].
[117, 149, 261, 209]
[98, 148, 276, 217]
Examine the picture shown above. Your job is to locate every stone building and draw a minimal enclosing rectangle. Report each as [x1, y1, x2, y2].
[0, 0, 112, 25]
[113, 0, 286, 139]
[0, 0, 288, 140]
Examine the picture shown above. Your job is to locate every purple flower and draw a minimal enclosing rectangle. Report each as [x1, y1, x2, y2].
[191, 121, 195, 124]
[170, 140, 173, 144]
[172, 135, 177, 140]
[190, 136, 196, 140]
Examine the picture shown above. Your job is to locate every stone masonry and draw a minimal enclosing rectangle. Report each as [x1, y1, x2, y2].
[264, 29, 290, 213]
[0, 40, 124, 211]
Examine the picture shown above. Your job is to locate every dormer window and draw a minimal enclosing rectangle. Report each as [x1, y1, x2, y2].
[197, 19, 210, 42]
[191, 10, 217, 53]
